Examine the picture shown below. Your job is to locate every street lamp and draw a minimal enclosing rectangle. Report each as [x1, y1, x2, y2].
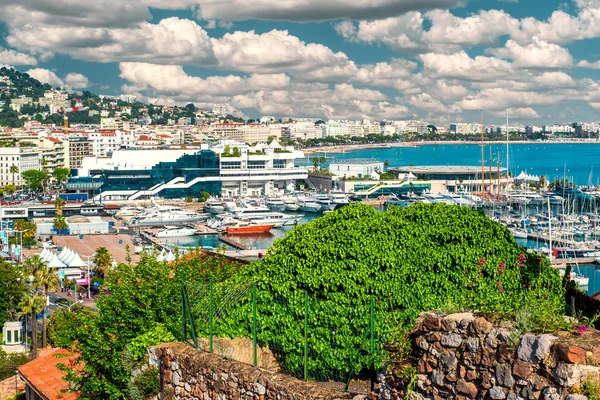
[83, 255, 92, 299]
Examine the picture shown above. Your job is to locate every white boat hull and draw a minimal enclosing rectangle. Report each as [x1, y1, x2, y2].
[156, 229, 197, 238]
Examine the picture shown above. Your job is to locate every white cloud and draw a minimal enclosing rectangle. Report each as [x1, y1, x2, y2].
[25, 68, 64, 87]
[193, 0, 463, 21]
[64, 73, 90, 89]
[578, 60, 600, 69]
[435, 80, 470, 101]
[0, 48, 37, 66]
[531, 71, 577, 88]
[420, 51, 514, 80]
[423, 9, 520, 45]
[488, 39, 574, 68]
[458, 88, 567, 111]
[408, 93, 461, 113]
[489, 107, 541, 119]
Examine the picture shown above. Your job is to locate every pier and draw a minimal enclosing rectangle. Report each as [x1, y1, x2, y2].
[526, 232, 580, 247]
[218, 236, 249, 250]
[551, 258, 598, 268]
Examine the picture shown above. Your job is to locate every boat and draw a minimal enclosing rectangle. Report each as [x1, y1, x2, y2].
[234, 205, 302, 227]
[313, 194, 336, 211]
[441, 192, 477, 207]
[284, 199, 300, 211]
[156, 226, 197, 238]
[129, 205, 206, 226]
[265, 198, 287, 212]
[385, 194, 416, 208]
[422, 192, 454, 205]
[329, 191, 350, 207]
[226, 222, 275, 234]
[298, 198, 322, 213]
[204, 198, 226, 214]
[509, 228, 528, 239]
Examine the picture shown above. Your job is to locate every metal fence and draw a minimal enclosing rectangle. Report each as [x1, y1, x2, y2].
[180, 272, 381, 392]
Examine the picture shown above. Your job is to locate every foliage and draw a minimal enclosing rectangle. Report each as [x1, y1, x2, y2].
[0, 261, 27, 325]
[50, 250, 244, 398]
[52, 167, 70, 183]
[92, 247, 113, 278]
[35, 264, 60, 348]
[53, 214, 68, 231]
[127, 324, 175, 362]
[219, 203, 564, 379]
[13, 220, 36, 244]
[129, 367, 160, 400]
[232, 146, 241, 157]
[21, 169, 48, 191]
[0, 349, 30, 381]
[572, 379, 600, 400]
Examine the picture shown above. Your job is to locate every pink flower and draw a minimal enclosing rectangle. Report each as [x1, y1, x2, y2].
[577, 325, 588, 336]
[498, 262, 505, 268]
[500, 287, 505, 292]
[465, 270, 469, 274]
[519, 254, 526, 262]
[479, 258, 485, 265]
[495, 281, 501, 286]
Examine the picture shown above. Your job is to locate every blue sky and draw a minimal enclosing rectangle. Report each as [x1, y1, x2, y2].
[1, 0, 600, 125]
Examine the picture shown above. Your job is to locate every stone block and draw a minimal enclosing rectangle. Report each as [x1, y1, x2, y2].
[472, 317, 494, 334]
[513, 360, 533, 380]
[496, 363, 515, 388]
[517, 334, 557, 364]
[456, 378, 478, 399]
[439, 351, 458, 372]
[554, 363, 600, 387]
[555, 343, 587, 364]
[441, 333, 463, 348]
[490, 386, 507, 399]
[422, 314, 443, 331]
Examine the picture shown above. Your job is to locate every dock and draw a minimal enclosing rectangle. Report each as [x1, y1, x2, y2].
[526, 232, 580, 247]
[218, 236, 249, 250]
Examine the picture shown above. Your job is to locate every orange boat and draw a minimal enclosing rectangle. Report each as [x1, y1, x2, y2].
[226, 222, 275, 234]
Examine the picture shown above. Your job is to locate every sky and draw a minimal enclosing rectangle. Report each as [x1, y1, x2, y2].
[1, 0, 600, 125]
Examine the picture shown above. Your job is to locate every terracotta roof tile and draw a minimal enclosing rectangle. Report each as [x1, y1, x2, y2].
[18, 348, 81, 400]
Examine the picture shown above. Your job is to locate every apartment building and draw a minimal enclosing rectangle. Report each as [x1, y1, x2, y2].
[38, 137, 67, 172]
[0, 147, 41, 186]
[65, 137, 92, 169]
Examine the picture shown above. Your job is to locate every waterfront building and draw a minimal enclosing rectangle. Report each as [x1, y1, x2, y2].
[69, 139, 307, 200]
[330, 159, 383, 180]
[283, 122, 321, 140]
[390, 166, 508, 194]
[0, 147, 41, 187]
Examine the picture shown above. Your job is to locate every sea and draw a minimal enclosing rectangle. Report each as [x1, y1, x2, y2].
[165, 142, 600, 294]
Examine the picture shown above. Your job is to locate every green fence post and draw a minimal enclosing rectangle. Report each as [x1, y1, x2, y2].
[304, 290, 308, 382]
[370, 298, 375, 392]
[209, 275, 214, 353]
[252, 282, 257, 367]
[181, 271, 186, 342]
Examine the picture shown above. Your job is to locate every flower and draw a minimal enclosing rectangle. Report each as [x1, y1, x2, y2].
[479, 258, 485, 265]
[500, 287, 505, 292]
[577, 325, 588, 336]
[519, 254, 526, 262]
[498, 262, 505, 268]
[495, 281, 501, 286]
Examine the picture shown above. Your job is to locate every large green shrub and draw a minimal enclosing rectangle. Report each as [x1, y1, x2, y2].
[221, 203, 563, 379]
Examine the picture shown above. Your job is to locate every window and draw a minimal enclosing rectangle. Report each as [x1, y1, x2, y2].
[248, 160, 266, 169]
[6, 330, 10, 343]
[273, 160, 286, 169]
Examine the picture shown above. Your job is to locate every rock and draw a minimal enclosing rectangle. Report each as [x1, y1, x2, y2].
[184, 382, 191, 392]
[173, 370, 181, 386]
[466, 337, 480, 353]
[521, 386, 541, 400]
[422, 314, 442, 331]
[554, 363, 600, 387]
[456, 379, 478, 399]
[472, 317, 494, 334]
[417, 357, 433, 374]
[426, 331, 442, 343]
[512, 360, 533, 380]
[506, 393, 522, 400]
[566, 395, 588, 400]
[543, 388, 560, 400]
[490, 386, 507, 400]
[517, 334, 557, 364]
[496, 363, 515, 388]
[439, 352, 458, 372]
[466, 370, 478, 381]
[432, 370, 444, 387]
[254, 383, 266, 396]
[555, 343, 587, 364]
[417, 336, 430, 351]
[486, 330, 499, 349]
[171, 361, 179, 371]
[441, 333, 463, 348]
[407, 392, 424, 400]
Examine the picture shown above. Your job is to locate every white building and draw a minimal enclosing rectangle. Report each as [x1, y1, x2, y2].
[212, 103, 228, 117]
[119, 94, 137, 103]
[284, 122, 321, 140]
[330, 159, 384, 180]
[0, 147, 41, 186]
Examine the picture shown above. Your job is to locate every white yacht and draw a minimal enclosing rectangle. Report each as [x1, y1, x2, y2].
[284, 199, 300, 211]
[129, 206, 205, 226]
[115, 206, 144, 221]
[234, 205, 302, 227]
[204, 198, 226, 214]
[329, 192, 350, 207]
[298, 198, 322, 213]
[422, 192, 454, 205]
[441, 192, 477, 207]
[313, 194, 336, 211]
[265, 198, 287, 212]
[156, 226, 197, 238]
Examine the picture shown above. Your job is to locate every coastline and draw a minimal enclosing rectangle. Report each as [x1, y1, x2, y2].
[302, 139, 600, 154]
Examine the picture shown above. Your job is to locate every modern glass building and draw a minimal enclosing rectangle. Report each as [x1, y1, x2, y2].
[68, 150, 221, 200]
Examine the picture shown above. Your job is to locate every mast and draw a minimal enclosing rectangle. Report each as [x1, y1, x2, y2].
[497, 150, 501, 200]
[489, 145, 492, 194]
[481, 110, 485, 195]
[548, 196, 553, 265]
[506, 108, 509, 178]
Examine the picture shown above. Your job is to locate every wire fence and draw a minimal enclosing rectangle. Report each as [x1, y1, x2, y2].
[180, 272, 385, 392]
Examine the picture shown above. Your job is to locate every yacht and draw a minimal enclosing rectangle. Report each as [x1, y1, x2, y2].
[115, 206, 144, 221]
[508, 228, 528, 239]
[542, 193, 564, 205]
[422, 192, 454, 205]
[265, 198, 287, 212]
[156, 226, 197, 238]
[129, 206, 206, 226]
[204, 198, 225, 214]
[441, 192, 477, 207]
[284, 199, 300, 211]
[329, 192, 350, 207]
[385, 194, 416, 208]
[313, 194, 336, 211]
[234, 205, 302, 227]
[298, 198, 322, 213]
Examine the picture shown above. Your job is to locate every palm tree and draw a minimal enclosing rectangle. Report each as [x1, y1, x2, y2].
[54, 197, 66, 215]
[384, 160, 390, 172]
[311, 157, 319, 172]
[19, 294, 43, 358]
[25, 254, 47, 277]
[319, 156, 326, 170]
[34, 265, 60, 348]
[9, 165, 19, 187]
[93, 247, 113, 278]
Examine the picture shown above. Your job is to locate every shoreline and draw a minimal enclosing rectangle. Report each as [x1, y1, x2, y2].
[302, 139, 600, 154]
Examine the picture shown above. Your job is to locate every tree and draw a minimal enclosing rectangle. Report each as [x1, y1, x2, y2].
[222, 203, 564, 379]
[232, 146, 241, 157]
[93, 247, 113, 278]
[54, 197, 66, 215]
[3, 184, 15, 196]
[52, 167, 70, 185]
[21, 169, 48, 192]
[53, 214, 68, 231]
[9, 165, 18, 186]
[384, 160, 390, 171]
[223, 145, 231, 156]
[539, 175, 547, 189]
[34, 264, 60, 348]
[319, 156, 326, 170]
[24, 254, 47, 277]
[13, 219, 36, 243]
[311, 157, 319, 172]
[19, 294, 43, 358]
[0, 261, 27, 325]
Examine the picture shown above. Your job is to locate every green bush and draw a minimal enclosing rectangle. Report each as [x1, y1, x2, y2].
[129, 367, 160, 400]
[128, 323, 175, 362]
[220, 203, 564, 379]
[0, 350, 30, 380]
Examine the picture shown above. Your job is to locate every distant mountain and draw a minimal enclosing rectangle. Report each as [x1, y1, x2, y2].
[0, 67, 52, 100]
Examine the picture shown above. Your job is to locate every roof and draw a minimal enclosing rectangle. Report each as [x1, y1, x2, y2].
[390, 165, 507, 174]
[18, 348, 80, 400]
[330, 158, 383, 165]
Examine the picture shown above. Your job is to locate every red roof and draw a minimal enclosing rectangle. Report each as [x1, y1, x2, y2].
[47, 137, 62, 143]
[18, 348, 80, 400]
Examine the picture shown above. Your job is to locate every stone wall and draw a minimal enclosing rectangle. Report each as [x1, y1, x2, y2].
[377, 312, 600, 400]
[153, 342, 355, 400]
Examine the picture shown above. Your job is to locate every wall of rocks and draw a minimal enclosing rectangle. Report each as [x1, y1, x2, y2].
[153, 342, 355, 400]
[378, 312, 600, 400]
